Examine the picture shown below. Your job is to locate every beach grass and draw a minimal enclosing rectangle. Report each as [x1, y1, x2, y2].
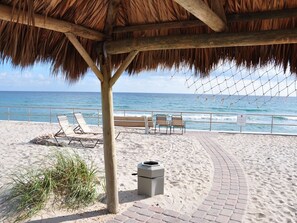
[2, 151, 101, 222]
[5, 170, 53, 222]
[51, 152, 98, 209]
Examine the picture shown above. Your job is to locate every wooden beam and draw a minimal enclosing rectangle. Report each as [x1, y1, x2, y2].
[106, 29, 297, 54]
[113, 20, 202, 33]
[65, 33, 104, 82]
[109, 51, 139, 86]
[0, 4, 105, 41]
[101, 0, 121, 214]
[104, 0, 121, 36]
[100, 62, 119, 214]
[173, 0, 227, 32]
[210, 0, 227, 24]
[229, 7, 297, 22]
[113, 8, 297, 34]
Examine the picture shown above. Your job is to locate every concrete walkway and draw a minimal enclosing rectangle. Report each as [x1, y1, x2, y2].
[107, 133, 248, 223]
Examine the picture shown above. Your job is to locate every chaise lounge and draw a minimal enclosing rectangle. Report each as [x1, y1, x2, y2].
[74, 112, 102, 134]
[54, 115, 103, 148]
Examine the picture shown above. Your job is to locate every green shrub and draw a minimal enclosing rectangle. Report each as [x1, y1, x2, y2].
[1, 151, 102, 222]
[51, 152, 98, 209]
[4, 170, 53, 222]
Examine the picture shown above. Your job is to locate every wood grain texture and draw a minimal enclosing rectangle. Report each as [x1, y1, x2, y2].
[106, 29, 297, 54]
[0, 4, 105, 41]
[173, 0, 227, 32]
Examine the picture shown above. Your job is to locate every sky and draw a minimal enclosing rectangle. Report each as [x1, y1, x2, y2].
[0, 60, 297, 96]
[0, 61, 194, 93]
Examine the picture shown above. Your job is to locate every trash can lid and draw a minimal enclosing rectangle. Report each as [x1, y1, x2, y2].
[138, 160, 164, 178]
[142, 161, 160, 166]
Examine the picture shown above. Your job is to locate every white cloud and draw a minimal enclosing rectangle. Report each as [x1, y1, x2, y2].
[0, 72, 7, 79]
[113, 71, 193, 94]
[1, 61, 297, 97]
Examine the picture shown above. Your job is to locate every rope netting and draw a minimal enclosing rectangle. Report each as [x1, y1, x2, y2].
[170, 61, 297, 107]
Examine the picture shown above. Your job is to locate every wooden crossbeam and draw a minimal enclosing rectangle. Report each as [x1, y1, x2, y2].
[109, 51, 139, 87]
[65, 33, 104, 82]
[113, 8, 297, 34]
[106, 29, 297, 54]
[173, 0, 227, 32]
[0, 4, 105, 41]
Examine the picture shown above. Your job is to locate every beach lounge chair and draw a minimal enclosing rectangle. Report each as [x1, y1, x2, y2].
[171, 115, 185, 134]
[155, 114, 170, 134]
[74, 112, 102, 134]
[54, 115, 103, 148]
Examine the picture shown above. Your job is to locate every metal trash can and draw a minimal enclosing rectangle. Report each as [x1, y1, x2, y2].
[137, 161, 164, 197]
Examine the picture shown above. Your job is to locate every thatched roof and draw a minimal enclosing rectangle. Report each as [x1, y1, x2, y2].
[1, 0, 297, 81]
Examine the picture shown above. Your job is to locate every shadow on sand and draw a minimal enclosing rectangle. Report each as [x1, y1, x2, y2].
[119, 189, 145, 204]
[26, 189, 145, 223]
[27, 209, 108, 223]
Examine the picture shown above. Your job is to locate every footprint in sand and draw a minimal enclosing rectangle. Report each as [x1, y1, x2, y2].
[256, 213, 266, 218]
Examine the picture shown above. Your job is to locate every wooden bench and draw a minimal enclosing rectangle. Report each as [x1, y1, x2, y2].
[114, 116, 154, 138]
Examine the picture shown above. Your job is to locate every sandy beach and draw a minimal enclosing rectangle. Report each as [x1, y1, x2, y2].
[217, 133, 297, 223]
[0, 121, 296, 222]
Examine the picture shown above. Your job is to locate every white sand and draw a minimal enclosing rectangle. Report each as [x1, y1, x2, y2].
[0, 121, 212, 222]
[0, 121, 296, 223]
[217, 133, 297, 223]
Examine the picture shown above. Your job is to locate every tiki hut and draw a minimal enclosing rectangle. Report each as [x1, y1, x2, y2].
[1, 0, 297, 213]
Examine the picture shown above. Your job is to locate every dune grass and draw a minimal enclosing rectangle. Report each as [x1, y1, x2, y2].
[2, 151, 102, 222]
[51, 152, 98, 209]
[4, 170, 53, 222]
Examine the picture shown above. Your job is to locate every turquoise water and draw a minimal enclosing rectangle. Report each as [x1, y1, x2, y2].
[1, 91, 297, 134]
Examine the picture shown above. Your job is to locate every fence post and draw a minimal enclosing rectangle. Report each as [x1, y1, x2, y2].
[98, 109, 100, 126]
[271, 115, 274, 134]
[28, 108, 31, 122]
[210, 113, 212, 131]
[7, 107, 10, 121]
[50, 108, 52, 124]
[72, 108, 75, 124]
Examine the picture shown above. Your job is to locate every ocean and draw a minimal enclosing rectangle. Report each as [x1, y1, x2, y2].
[1, 91, 297, 134]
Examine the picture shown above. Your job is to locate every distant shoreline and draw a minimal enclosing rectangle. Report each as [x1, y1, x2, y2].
[1, 91, 297, 134]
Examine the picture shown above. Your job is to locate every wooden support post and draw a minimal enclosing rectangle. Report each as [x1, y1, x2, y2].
[100, 0, 122, 214]
[100, 50, 137, 212]
[109, 50, 139, 86]
[66, 32, 118, 213]
[101, 58, 119, 214]
[65, 33, 104, 82]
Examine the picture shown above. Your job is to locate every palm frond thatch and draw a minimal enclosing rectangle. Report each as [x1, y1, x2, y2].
[1, 0, 297, 81]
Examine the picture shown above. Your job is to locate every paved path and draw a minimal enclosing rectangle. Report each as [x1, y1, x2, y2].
[107, 133, 248, 223]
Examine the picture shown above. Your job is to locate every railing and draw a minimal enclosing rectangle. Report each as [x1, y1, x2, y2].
[1, 105, 297, 135]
